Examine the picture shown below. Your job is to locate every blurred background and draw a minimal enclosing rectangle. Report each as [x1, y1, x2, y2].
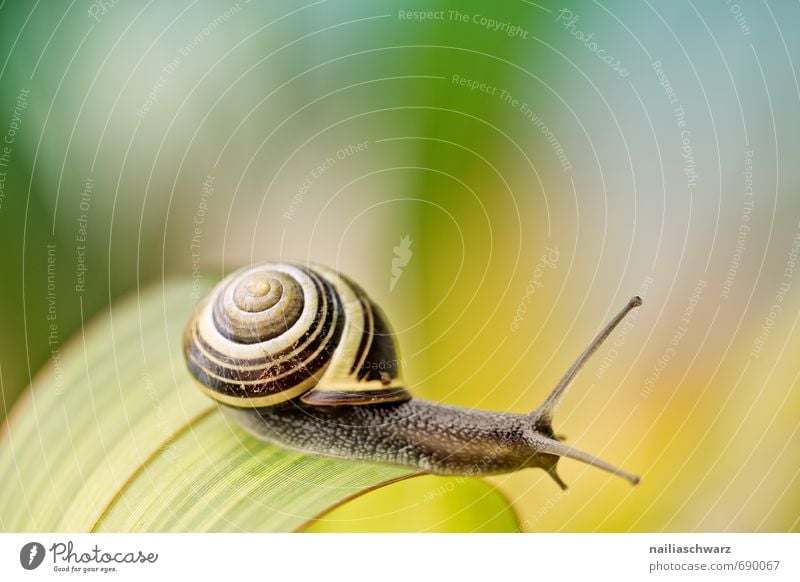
[1, 0, 798, 531]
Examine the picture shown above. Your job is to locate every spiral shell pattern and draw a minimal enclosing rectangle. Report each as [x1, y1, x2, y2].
[184, 264, 345, 408]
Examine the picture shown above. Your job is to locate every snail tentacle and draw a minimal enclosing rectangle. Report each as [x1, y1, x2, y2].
[530, 296, 643, 428]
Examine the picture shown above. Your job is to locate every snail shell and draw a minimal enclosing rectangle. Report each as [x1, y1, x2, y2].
[184, 263, 411, 408]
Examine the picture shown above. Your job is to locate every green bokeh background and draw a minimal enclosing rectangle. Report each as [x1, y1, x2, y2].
[1, 0, 799, 531]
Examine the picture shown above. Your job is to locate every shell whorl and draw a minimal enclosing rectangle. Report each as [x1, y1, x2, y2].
[185, 264, 344, 407]
[212, 268, 305, 344]
[184, 263, 411, 408]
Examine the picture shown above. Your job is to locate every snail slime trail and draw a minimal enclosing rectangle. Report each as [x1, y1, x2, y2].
[184, 262, 642, 487]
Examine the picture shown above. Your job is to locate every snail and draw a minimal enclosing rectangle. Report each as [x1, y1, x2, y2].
[183, 262, 641, 488]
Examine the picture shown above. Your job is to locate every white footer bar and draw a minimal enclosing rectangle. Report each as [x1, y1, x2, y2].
[1, 533, 798, 581]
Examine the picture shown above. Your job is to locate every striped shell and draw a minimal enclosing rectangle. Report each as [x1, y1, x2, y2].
[183, 263, 411, 408]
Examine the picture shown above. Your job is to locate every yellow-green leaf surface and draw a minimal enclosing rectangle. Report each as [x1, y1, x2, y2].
[0, 280, 519, 532]
[307, 475, 521, 532]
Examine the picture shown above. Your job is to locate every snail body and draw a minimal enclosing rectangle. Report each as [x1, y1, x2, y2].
[184, 262, 641, 488]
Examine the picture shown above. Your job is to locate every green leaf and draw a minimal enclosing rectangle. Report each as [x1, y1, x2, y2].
[306, 475, 521, 533]
[0, 280, 519, 532]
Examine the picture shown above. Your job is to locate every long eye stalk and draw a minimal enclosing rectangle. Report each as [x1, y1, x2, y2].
[529, 296, 643, 487]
